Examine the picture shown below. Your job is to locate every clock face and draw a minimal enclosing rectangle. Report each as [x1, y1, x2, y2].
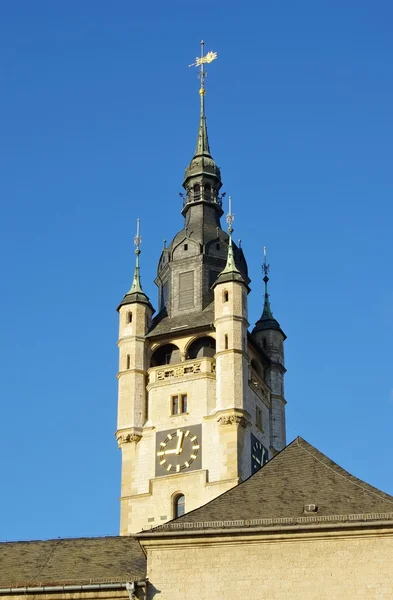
[155, 425, 202, 476]
[251, 433, 269, 474]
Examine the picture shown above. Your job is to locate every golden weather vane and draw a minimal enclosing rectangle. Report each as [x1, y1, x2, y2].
[189, 40, 218, 96]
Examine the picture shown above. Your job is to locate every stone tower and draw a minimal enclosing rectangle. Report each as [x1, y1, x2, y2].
[116, 49, 287, 535]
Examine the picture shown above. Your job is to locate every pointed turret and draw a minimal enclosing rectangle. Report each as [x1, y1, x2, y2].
[213, 197, 248, 290]
[117, 220, 153, 311]
[251, 248, 287, 451]
[252, 248, 284, 336]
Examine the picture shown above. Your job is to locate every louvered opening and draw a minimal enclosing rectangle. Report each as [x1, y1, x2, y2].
[179, 271, 194, 309]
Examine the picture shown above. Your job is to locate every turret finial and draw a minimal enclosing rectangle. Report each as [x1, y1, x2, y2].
[117, 218, 152, 311]
[129, 218, 144, 294]
[261, 246, 274, 319]
[221, 196, 239, 274]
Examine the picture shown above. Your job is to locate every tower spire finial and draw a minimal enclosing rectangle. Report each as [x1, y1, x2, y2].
[261, 246, 274, 319]
[188, 41, 217, 157]
[221, 196, 239, 274]
[129, 218, 143, 294]
[117, 218, 152, 310]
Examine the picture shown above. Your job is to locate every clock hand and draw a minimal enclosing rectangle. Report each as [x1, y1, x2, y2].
[164, 448, 178, 455]
[176, 431, 184, 454]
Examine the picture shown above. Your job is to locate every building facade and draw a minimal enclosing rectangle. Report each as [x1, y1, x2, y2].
[115, 71, 286, 534]
[1, 47, 393, 600]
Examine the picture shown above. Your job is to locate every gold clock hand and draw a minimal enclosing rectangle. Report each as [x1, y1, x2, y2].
[164, 448, 178, 455]
[176, 431, 184, 454]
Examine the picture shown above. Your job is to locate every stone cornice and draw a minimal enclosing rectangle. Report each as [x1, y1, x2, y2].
[137, 513, 393, 540]
[118, 335, 146, 346]
[117, 368, 146, 379]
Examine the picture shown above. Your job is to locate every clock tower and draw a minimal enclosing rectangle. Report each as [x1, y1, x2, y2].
[116, 44, 287, 535]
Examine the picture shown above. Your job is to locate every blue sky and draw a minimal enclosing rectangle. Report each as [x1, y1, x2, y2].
[0, 1, 392, 541]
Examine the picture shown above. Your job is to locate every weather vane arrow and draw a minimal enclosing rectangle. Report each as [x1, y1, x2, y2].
[189, 40, 218, 96]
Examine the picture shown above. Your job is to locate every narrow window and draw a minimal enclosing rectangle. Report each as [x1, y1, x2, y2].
[184, 244, 188, 251]
[216, 243, 220, 250]
[223, 290, 229, 302]
[224, 334, 229, 350]
[128, 312, 132, 323]
[126, 354, 130, 369]
[174, 494, 185, 518]
[193, 184, 200, 200]
[171, 394, 187, 415]
[263, 338, 267, 350]
[256, 406, 263, 431]
[171, 395, 179, 415]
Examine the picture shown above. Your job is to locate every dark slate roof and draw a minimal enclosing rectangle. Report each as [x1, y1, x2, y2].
[0, 536, 146, 587]
[147, 303, 215, 338]
[149, 437, 393, 530]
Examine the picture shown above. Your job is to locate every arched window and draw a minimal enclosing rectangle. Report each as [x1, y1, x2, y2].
[151, 343, 181, 367]
[174, 494, 185, 518]
[186, 336, 216, 360]
[193, 184, 200, 200]
[127, 311, 132, 323]
[126, 354, 130, 369]
[223, 290, 229, 302]
[204, 184, 211, 199]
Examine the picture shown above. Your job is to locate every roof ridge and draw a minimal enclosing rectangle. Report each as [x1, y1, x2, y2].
[296, 438, 393, 506]
[0, 535, 126, 545]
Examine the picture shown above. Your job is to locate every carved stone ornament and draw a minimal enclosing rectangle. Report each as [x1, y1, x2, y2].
[217, 414, 247, 428]
[116, 432, 142, 446]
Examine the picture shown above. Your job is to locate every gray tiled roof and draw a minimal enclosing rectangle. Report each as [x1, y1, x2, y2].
[147, 304, 215, 338]
[0, 536, 146, 588]
[155, 437, 393, 527]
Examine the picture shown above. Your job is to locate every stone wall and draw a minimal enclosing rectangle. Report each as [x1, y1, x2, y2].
[144, 527, 393, 600]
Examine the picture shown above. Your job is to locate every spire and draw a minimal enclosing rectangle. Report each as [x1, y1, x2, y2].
[195, 84, 211, 156]
[194, 40, 212, 157]
[117, 219, 152, 310]
[253, 247, 282, 333]
[183, 42, 221, 190]
[213, 197, 246, 287]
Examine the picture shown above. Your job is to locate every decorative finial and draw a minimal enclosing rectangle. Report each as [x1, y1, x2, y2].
[129, 218, 143, 294]
[261, 246, 274, 319]
[226, 195, 234, 237]
[263, 246, 270, 283]
[189, 40, 218, 98]
[134, 218, 142, 258]
[219, 195, 240, 275]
